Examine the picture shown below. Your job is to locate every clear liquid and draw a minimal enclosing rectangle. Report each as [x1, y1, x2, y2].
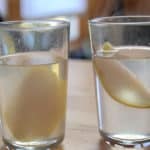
[0, 51, 67, 147]
[93, 46, 150, 146]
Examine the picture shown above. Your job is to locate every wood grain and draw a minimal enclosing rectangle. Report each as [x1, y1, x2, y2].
[64, 60, 100, 150]
[7, 0, 21, 20]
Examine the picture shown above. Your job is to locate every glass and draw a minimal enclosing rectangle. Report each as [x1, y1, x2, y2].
[0, 20, 69, 149]
[89, 16, 150, 147]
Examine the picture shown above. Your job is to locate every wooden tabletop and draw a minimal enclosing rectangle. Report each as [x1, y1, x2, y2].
[1, 60, 148, 150]
[63, 59, 111, 150]
[64, 60, 100, 150]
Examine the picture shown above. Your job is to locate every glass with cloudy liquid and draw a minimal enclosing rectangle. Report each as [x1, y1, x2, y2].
[89, 16, 150, 147]
[0, 20, 69, 149]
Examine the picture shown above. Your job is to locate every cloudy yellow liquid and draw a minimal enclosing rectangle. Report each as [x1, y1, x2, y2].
[0, 52, 67, 142]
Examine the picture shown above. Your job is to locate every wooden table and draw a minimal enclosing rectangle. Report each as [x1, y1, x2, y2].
[62, 60, 110, 150]
[0, 60, 148, 150]
[65, 60, 100, 150]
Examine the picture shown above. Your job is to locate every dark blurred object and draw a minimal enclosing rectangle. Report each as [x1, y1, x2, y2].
[70, 38, 91, 59]
[0, 15, 4, 21]
[112, 0, 124, 15]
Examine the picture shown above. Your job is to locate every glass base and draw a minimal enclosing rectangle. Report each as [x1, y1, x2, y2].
[100, 131, 150, 148]
[3, 136, 64, 150]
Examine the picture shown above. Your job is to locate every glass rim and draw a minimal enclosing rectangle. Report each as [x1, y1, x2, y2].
[89, 16, 150, 26]
[0, 20, 70, 31]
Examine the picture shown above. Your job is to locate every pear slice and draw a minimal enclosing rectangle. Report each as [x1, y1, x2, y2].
[94, 57, 150, 108]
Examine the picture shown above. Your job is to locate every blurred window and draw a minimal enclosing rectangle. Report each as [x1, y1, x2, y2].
[20, 0, 87, 19]
[20, 0, 87, 41]
[0, 0, 7, 18]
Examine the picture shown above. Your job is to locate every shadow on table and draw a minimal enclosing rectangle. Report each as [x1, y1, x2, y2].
[0, 144, 64, 150]
[99, 139, 150, 150]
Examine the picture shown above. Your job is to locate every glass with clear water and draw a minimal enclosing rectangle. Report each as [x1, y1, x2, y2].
[89, 16, 150, 147]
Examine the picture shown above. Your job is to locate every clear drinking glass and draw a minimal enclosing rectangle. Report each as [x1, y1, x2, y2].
[89, 16, 150, 147]
[0, 20, 69, 149]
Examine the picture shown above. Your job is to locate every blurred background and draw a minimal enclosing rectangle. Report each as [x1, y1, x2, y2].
[0, 0, 150, 59]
